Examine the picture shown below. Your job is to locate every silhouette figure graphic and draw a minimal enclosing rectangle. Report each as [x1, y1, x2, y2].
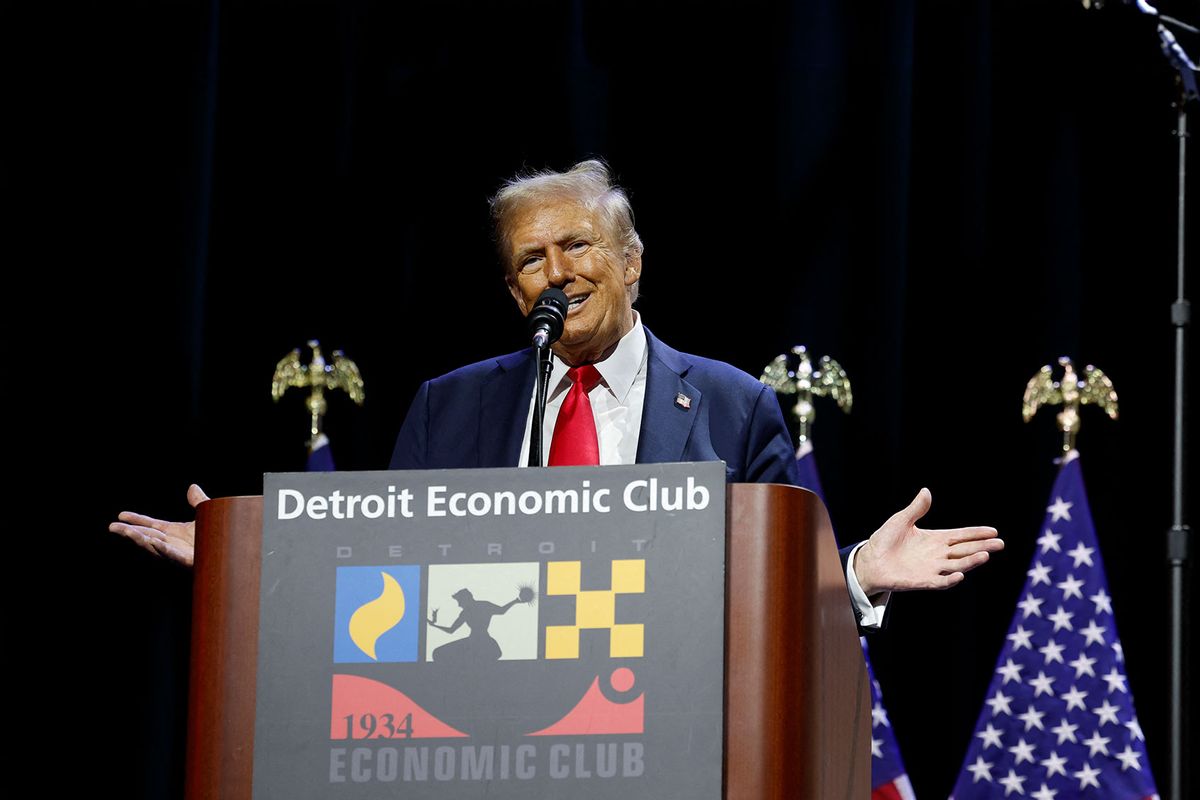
[427, 585, 536, 663]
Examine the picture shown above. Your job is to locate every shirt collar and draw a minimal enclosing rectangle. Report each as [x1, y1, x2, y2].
[547, 312, 646, 403]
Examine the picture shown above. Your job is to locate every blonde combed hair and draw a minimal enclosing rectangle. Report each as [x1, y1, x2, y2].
[490, 160, 644, 301]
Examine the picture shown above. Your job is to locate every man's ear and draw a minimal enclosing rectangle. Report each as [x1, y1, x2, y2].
[506, 273, 529, 314]
[624, 252, 642, 287]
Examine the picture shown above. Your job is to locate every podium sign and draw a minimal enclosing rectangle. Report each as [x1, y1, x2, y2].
[252, 463, 726, 799]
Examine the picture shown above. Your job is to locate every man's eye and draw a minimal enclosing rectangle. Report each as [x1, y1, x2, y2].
[520, 256, 543, 272]
[567, 241, 590, 253]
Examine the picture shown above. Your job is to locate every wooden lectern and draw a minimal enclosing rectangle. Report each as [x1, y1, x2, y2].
[185, 483, 870, 799]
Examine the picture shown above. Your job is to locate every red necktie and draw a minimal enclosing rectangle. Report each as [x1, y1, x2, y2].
[547, 365, 602, 466]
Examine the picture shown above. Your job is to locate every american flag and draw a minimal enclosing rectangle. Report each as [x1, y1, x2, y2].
[950, 452, 1158, 799]
[307, 432, 335, 471]
[796, 445, 915, 800]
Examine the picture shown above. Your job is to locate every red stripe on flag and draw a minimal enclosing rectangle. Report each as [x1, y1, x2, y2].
[872, 782, 904, 800]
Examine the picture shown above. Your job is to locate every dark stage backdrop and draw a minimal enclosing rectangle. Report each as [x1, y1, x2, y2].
[19, 0, 1193, 797]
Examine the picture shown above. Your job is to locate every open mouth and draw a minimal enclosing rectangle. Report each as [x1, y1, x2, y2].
[566, 294, 590, 314]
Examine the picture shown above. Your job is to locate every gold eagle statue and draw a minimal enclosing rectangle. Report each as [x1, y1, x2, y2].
[272, 340, 365, 445]
[759, 345, 852, 448]
[1022, 356, 1117, 455]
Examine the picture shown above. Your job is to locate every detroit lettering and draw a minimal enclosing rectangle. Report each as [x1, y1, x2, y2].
[276, 477, 711, 522]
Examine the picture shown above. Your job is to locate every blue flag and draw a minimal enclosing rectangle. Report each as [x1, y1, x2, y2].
[793, 441, 826, 501]
[307, 432, 336, 472]
[950, 453, 1158, 800]
[796, 446, 915, 800]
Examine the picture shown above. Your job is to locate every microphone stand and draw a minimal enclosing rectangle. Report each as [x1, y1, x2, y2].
[1082, 7, 1193, 796]
[527, 346, 555, 467]
[1161, 33, 1195, 800]
[1136, 9, 1197, 800]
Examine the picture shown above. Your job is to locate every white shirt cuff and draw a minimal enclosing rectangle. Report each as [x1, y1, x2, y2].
[846, 541, 890, 630]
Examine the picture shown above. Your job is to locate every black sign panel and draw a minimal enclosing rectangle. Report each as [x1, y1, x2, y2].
[252, 463, 726, 799]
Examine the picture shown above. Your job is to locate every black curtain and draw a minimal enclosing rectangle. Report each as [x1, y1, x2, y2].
[21, 0, 1192, 795]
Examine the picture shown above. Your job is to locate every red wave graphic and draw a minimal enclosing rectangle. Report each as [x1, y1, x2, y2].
[331, 674, 468, 739]
[527, 672, 644, 736]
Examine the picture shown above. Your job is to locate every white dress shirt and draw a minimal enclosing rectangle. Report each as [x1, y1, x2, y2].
[518, 312, 648, 468]
[517, 312, 887, 628]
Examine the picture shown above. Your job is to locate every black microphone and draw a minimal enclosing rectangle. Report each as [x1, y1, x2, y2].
[527, 287, 568, 349]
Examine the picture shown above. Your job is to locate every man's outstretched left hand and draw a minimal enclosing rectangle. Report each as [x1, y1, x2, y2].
[853, 488, 1004, 597]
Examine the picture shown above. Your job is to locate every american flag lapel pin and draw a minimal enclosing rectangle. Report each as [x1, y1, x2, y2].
[675, 392, 692, 410]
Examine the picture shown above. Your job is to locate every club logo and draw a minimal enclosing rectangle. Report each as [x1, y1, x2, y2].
[545, 559, 646, 659]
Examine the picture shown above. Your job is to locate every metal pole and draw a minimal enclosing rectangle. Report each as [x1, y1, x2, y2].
[1166, 87, 1191, 800]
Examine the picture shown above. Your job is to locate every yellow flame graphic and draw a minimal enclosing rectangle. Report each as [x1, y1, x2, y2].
[349, 572, 406, 660]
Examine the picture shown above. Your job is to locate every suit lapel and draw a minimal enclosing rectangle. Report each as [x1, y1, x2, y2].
[479, 350, 536, 468]
[636, 329, 701, 464]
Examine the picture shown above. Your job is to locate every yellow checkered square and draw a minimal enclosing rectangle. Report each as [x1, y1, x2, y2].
[611, 560, 645, 593]
[576, 591, 616, 628]
[546, 561, 581, 595]
[610, 624, 644, 658]
[545, 625, 580, 659]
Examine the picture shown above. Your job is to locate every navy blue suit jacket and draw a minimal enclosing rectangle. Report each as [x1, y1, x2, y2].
[388, 327, 799, 483]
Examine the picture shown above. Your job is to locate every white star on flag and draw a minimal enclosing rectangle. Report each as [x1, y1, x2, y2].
[1008, 737, 1037, 765]
[1115, 745, 1143, 772]
[1018, 593, 1045, 618]
[967, 756, 994, 783]
[1048, 606, 1074, 632]
[1039, 750, 1068, 778]
[1068, 652, 1097, 678]
[1037, 529, 1062, 553]
[1067, 542, 1095, 567]
[1027, 561, 1053, 586]
[1050, 718, 1078, 745]
[1029, 671, 1056, 697]
[1018, 704, 1046, 731]
[999, 769, 1027, 796]
[1031, 783, 1058, 800]
[1047, 497, 1073, 521]
[977, 722, 1005, 749]
[1093, 699, 1121, 727]
[1060, 685, 1088, 712]
[1008, 625, 1034, 651]
[1079, 619, 1107, 647]
[1102, 666, 1128, 694]
[1073, 761, 1101, 790]
[997, 659, 1025, 684]
[1055, 574, 1085, 601]
[1126, 716, 1144, 740]
[1037, 638, 1065, 664]
[986, 690, 1014, 717]
[1083, 730, 1111, 757]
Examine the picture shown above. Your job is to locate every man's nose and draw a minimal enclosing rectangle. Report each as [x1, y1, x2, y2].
[544, 246, 575, 286]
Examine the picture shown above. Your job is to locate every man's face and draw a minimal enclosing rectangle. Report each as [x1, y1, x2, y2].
[504, 198, 641, 366]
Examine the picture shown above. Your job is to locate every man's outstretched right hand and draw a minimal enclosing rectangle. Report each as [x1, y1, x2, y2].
[109, 484, 207, 567]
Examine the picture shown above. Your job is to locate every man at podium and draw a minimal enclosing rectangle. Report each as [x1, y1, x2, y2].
[110, 160, 1004, 618]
